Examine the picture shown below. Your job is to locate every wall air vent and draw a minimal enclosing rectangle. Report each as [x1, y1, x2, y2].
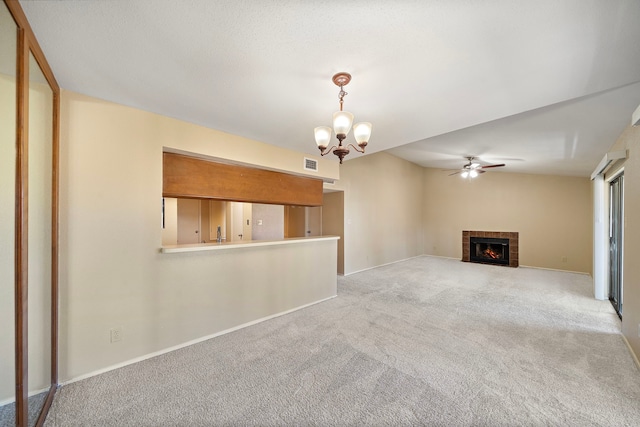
[304, 157, 318, 172]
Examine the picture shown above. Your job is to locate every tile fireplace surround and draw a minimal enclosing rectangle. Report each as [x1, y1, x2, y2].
[462, 230, 519, 267]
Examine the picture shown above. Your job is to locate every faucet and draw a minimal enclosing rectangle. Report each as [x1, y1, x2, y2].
[216, 225, 222, 243]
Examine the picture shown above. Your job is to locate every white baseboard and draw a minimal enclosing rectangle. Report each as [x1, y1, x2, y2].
[61, 294, 337, 386]
[622, 334, 640, 372]
[344, 255, 424, 276]
[426, 253, 592, 276]
[519, 264, 591, 276]
[422, 254, 460, 261]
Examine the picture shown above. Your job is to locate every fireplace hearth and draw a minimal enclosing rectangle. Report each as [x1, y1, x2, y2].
[462, 231, 518, 267]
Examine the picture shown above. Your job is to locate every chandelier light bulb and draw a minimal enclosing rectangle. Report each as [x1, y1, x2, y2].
[333, 111, 354, 138]
[469, 170, 478, 178]
[461, 171, 469, 178]
[353, 122, 372, 145]
[314, 126, 332, 148]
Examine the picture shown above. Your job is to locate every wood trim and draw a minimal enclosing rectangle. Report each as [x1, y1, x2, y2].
[5, 0, 60, 92]
[163, 153, 324, 207]
[34, 385, 56, 427]
[51, 89, 60, 389]
[15, 24, 29, 427]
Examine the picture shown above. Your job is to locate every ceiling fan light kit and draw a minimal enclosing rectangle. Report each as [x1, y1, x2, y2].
[450, 157, 505, 178]
[314, 72, 371, 164]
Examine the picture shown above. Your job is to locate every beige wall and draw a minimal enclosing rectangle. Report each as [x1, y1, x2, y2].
[423, 168, 592, 273]
[322, 191, 345, 275]
[200, 199, 211, 242]
[333, 152, 425, 275]
[251, 204, 284, 240]
[59, 90, 338, 382]
[606, 124, 640, 361]
[284, 206, 306, 237]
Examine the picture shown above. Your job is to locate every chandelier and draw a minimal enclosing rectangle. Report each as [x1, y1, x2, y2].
[314, 72, 371, 164]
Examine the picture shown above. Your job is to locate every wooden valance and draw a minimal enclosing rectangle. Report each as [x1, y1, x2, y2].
[163, 152, 323, 206]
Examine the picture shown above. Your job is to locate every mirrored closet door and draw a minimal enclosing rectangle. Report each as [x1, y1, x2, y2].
[1, 1, 60, 426]
[26, 51, 54, 427]
[0, 1, 18, 425]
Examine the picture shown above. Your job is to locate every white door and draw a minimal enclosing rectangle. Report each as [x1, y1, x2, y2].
[177, 199, 200, 244]
[305, 206, 322, 236]
[227, 202, 251, 242]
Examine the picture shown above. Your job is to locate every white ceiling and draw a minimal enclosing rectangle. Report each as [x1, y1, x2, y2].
[19, 0, 640, 176]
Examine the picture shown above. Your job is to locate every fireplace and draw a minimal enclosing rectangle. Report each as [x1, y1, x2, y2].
[462, 231, 518, 267]
[470, 237, 509, 265]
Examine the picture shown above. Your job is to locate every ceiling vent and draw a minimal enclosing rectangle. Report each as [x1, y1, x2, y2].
[304, 157, 318, 172]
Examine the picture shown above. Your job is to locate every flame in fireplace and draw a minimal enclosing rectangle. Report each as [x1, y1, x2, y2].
[482, 245, 502, 259]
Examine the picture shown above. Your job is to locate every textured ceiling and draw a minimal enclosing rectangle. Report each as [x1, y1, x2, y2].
[19, 0, 640, 176]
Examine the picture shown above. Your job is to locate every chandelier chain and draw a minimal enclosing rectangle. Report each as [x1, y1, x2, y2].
[338, 87, 347, 111]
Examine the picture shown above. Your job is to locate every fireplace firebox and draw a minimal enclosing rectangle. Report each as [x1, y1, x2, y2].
[470, 237, 509, 265]
[462, 231, 519, 267]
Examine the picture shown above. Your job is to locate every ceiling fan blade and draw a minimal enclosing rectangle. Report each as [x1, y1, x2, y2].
[480, 163, 505, 169]
[478, 169, 486, 174]
[448, 171, 462, 176]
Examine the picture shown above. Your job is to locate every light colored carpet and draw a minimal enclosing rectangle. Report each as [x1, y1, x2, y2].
[44, 256, 640, 426]
[0, 391, 48, 427]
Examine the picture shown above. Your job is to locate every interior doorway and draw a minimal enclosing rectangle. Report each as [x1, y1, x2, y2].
[321, 191, 344, 275]
[306, 206, 322, 236]
[609, 173, 624, 318]
[284, 206, 321, 237]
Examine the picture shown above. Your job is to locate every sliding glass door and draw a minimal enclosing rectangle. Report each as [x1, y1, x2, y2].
[609, 174, 624, 318]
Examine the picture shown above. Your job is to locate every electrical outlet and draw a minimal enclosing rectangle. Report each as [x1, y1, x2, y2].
[110, 327, 123, 343]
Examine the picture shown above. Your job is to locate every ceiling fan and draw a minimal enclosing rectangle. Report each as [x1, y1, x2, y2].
[448, 157, 505, 178]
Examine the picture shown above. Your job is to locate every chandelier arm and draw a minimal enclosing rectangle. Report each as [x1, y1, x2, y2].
[347, 143, 366, 154]
[319, 144, 338, 156]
